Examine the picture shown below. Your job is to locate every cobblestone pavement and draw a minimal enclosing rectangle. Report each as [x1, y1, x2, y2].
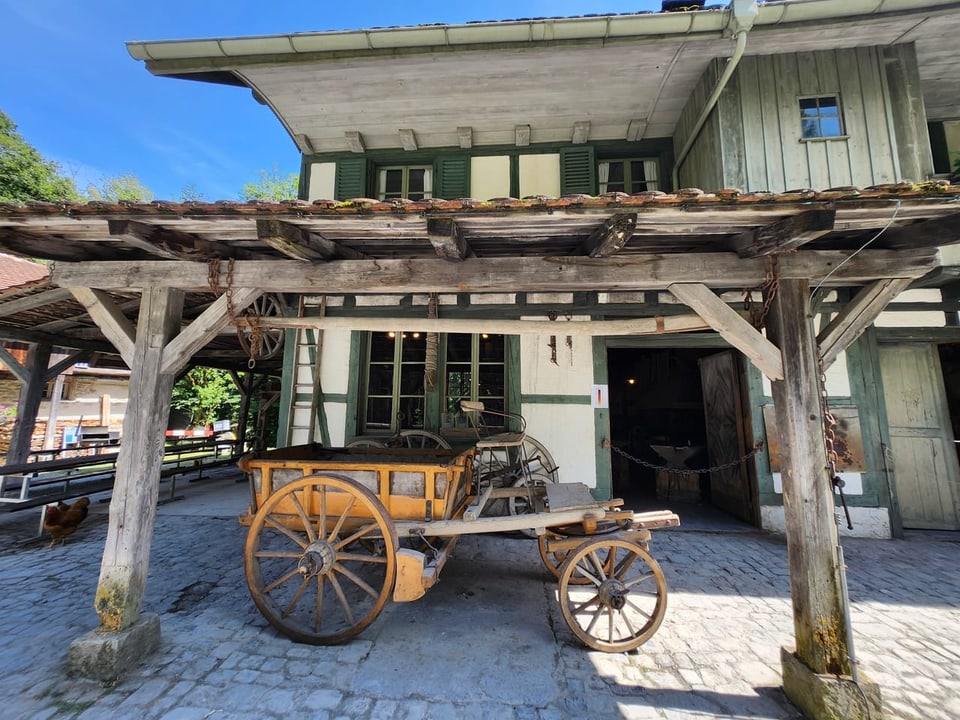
[1, 472, 958, 719]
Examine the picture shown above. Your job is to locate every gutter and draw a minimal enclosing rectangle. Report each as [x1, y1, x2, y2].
[672, 0, 758, 190]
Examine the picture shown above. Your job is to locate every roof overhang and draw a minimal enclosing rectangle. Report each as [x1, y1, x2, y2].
[126, 0, 960, 154]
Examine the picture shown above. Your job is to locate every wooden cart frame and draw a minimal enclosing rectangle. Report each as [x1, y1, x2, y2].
[239, 443, 679, 652]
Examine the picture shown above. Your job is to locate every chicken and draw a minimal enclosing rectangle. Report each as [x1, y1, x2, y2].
[43, 497, 91, 546]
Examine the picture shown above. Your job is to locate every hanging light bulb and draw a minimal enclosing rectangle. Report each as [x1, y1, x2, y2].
[387, 331, 396, 339]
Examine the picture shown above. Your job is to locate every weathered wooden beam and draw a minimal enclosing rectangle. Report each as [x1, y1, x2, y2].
[109, 219, 268, 261]
[44, 349, 90, 381]
[256, 219, 366, 261]
[582, 213, 637, 258]
[68, 287, 135, 367]
[876, 209, 960, 249]
[0, 344, 28, 383]
[817, 278, 913, 368]
[765, 278, 851, 677]
[161, 288, 262, 376]
[668, 283, 783, 380]
[426, 218, 471, 261]
[0, 287, 73, 318]
[730, 210, 836, 258]
[235, 313, 712, 337]
[49, 249, 939, 293]
[95, 287, 184, 633]
[5, 343, 51, 464]
[0, 325, 116, 353]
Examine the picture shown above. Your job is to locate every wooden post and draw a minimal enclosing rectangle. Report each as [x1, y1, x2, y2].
[6, 343, 52, 464]
[765, 278, 850, 673]
[94, 287, 184, 631]
[42, 373, 65, 450]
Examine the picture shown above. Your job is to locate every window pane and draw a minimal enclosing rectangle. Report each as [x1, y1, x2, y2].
[630, 161, 647, 190]
[383, 168, 403, 197]
[369, 332, 396, 361]
[446, 366, 472, 398]
[399, 365, 425, 394]
[608, 161, 625, 184]
[799, 98, 819, 115]
[367, 364, 395, 394]
[478, 334, 504, 362]
[820, 116, 842, 136]
[447, 333, 472, 363]
[478, 367, 504, 398]
[401, 334, 426, 362]
[366, 397, 393, 428]
[801, 118, 820, 139]
[398, 397, 425, 429]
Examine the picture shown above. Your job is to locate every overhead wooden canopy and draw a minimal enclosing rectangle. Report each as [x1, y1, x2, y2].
[0, 184, 957, 370]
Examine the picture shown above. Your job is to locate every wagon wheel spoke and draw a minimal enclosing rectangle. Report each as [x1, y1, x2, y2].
[244, 473, 397, 645]
[264, 516, 309, 549]
[334, 563, 382, 599]
[558, 538, 668, 653]
[327, 571, 355, 627]
[282, 576, 312, 618]
[290, 490, 316, 542]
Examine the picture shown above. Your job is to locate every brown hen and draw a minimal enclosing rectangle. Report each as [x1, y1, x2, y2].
[43, 497, 90, 546]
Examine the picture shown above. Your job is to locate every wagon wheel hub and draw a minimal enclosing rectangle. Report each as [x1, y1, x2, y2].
[598, 579, 629, 611]
[297, 539, 337, 578]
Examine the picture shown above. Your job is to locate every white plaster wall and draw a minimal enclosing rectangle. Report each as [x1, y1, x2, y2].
[319, 329, 352, 394]
[325, 403, 348, 446]
[518, 154, 560, 197]
[470, 156, 511, 200]
[308, 162, 337, 201]
[760, 505, 890, 538]
[762, 348, 850, 397]
[520, 326, 597, 487]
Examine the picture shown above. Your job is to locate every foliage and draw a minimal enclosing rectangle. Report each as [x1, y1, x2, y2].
[170, 367, 240, 428]
[241, 166, 299, 201]
[0, 109, 81, 202]
[180, 184, 205, 202]
[86, 173, 154, 203]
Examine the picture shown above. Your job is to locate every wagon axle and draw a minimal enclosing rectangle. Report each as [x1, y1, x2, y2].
[599, 580, 629, 611]
[297, 539, 336, 578]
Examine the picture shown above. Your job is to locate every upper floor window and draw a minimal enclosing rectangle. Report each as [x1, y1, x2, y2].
[377, 165, 433, 200]
[598, 159, 659, 194]
[800, 96, 844, 139]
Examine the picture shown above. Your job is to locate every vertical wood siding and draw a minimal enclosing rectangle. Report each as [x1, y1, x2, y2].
[676, 45, 928, 193]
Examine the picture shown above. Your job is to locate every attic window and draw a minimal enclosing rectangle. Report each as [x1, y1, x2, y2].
[377, 165, 433, 201]
[599, 159, 659, 194]
[800, 96, 844, 139]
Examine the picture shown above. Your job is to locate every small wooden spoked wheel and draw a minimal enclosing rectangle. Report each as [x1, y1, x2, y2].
[557, 536, 668, 652]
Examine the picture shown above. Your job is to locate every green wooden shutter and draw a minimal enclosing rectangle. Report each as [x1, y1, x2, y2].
[560, 146, 596, 196]
[334, 158, 368, 200]
[434, 156, 470, 200]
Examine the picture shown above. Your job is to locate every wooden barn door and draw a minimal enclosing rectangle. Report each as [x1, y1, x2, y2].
[880, 344, 960, 530]
[699, 351, 757, 524]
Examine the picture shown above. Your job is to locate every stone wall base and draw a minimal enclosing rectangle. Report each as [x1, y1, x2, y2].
[781, 646, 883, 719]
[67, 613, 161, 681]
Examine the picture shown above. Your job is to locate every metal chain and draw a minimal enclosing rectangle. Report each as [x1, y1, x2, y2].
[602, 438, 764, 475]
[743, 255, 781, 329]
[208, 258, 260, 369]
[817, 348, 853, 529]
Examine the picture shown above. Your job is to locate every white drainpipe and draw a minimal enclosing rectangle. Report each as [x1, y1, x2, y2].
[672, 0, 758, 190]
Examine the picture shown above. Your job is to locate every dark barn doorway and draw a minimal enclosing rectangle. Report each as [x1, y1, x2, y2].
[607, 346, 758, 524]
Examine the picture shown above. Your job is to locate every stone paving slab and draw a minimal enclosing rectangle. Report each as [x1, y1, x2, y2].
[0, 473, 957, 719]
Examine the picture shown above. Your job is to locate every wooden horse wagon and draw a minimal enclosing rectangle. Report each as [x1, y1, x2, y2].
[238, 439, 679, 653]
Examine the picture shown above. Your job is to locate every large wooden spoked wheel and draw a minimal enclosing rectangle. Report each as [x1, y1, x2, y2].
[244, 473, 398, 645]
[538, 531, 590, 585]
[238, 293, 286, 360]
[346, 430, 451, 450]
[558, 536, 667, 653]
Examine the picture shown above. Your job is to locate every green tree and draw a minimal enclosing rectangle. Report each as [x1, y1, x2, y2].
[180, 183, 205, 202]
[0, 109, 81, 202]
[170, 367, 240, 428]
[241, 166, 299, 201]
[87, 173, 154, 203]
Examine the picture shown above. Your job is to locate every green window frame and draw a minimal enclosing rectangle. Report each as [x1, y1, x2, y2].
[376, 165, 433, 200]
[799, 95, 844, 139]
[362, 331, 428, 431]
[598, 158, 660, 194]
[445, 333, 507, 425]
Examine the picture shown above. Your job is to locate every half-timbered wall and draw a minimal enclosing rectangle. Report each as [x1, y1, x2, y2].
[675, 44, 933, 192]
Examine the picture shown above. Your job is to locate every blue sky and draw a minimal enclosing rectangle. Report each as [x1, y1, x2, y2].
[1, 0, 663, 202]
